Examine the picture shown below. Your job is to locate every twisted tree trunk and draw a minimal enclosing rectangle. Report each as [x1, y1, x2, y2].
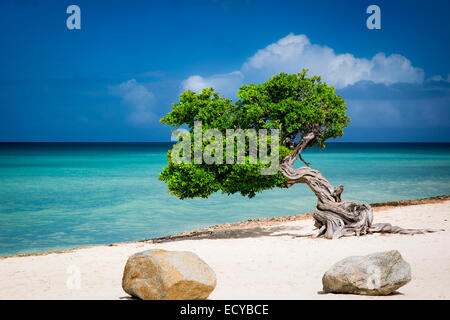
[279, 133, 438, 239]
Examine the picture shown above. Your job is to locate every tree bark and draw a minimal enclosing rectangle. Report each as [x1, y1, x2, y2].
[279, 134, 439, 239]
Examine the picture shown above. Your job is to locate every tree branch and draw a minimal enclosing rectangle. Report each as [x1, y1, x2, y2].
[283, 131, 315, 167]
[298, 154, 311, 167]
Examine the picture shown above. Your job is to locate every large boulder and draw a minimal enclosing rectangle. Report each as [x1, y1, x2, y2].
[122, 249, 216, 300]
[322, 250, 411, 295]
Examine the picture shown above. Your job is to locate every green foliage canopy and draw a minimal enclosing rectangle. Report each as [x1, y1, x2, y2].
[159, 70, 350, 199]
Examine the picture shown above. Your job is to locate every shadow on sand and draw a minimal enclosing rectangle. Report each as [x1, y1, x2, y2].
[152, 225, 316, 243]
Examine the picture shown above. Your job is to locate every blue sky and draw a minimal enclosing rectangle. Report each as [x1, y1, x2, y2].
[0, 0, 449, 142]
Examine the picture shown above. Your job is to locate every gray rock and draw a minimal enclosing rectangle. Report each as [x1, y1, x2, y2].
[122, 249, 216, 300]
[322, 250, 411, 295]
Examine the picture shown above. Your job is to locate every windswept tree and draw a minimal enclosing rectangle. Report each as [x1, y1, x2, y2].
[160, 70, 435, 239]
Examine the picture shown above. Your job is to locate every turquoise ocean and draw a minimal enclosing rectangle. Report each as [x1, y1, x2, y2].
[0, 143, 449, 256]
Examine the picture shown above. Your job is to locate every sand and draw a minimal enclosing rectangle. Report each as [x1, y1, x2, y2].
[0, 200, 449, 300]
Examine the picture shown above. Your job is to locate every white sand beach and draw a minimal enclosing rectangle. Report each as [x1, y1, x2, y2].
[1, 200, 449, 300]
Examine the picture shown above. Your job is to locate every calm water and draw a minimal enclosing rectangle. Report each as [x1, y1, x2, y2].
[0, 143, 449, 256]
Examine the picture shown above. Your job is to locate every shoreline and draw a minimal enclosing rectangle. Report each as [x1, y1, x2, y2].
[1, 194, 449, 260]
[0, 199, 449, 299]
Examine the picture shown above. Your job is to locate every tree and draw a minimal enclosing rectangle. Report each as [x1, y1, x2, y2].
[160, 70, 435, 239]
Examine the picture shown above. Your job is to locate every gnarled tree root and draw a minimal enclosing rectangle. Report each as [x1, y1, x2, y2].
[312, 200, 442, 239]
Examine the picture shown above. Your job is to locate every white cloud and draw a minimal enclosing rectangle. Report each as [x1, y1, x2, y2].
[181, 71, 244, 97]
[428, 74, 450, 82]
[110, 79, 156, 125]
[182, 33, 425, 95]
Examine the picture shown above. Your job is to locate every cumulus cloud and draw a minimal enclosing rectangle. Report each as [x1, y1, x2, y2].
[109, 79, 156, 125]
[182, 33, 425, 95]
[111, 33, 446, 140]
[428, 74, 450, 82]
[181, 71, 244, 97]
[180, 35, 448, 134]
